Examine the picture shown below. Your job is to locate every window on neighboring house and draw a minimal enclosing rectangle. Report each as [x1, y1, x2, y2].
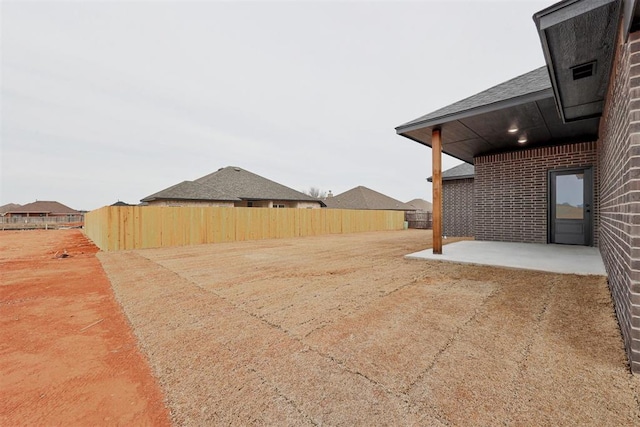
[247, 202, 253, 207]
[273, 204, 285, 208]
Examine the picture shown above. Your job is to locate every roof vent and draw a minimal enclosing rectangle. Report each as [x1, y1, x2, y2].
[571, 61, 596, 80]
[234, 167, 241, 171]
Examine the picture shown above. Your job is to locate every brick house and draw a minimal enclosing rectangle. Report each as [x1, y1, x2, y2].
[427, 163, 474, 237]
[396, 0, 640, 372]
[4, 200, 80, 218]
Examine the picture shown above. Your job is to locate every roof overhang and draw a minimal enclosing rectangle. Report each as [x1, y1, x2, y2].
[396, 88, 554, 135]
[533, 0, 623, 122]
[395, 91, 599, 164]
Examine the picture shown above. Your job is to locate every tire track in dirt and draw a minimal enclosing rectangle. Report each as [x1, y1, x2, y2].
[100, 250, 431, 425]
[501, 277, 555, 425]
[100, 251, 310, 425]
[403, 285, 501, 395]
[405, 269, 555, 426]
[159, 261, 433, 422]
[504, 274, 640, 426]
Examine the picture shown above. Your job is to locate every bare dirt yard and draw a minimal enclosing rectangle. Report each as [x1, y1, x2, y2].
[97, 229, 640, 426]
[0, 230, 170, 426]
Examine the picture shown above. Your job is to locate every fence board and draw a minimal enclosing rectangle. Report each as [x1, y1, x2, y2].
[84, 206, 404, 251]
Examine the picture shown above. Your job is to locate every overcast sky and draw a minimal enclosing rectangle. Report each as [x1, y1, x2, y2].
[1, 0, 551, 211]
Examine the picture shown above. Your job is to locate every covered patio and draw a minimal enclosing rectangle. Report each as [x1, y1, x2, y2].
[406, 240, 606, 276]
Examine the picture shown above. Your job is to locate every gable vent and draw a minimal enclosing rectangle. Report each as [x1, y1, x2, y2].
[571, 61, 596, 80]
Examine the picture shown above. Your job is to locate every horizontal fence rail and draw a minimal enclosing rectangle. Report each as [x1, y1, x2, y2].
[84, 206, 405, 251]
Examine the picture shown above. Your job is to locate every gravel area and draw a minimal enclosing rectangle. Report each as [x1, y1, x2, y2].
[98, 230, 640, 426]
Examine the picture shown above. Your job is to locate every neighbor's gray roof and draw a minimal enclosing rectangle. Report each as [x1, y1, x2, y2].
[141, 180, 239, 203]
[324, 186, 415, 211]
[141, 167, 325, 206]
[406, 198, 433, 212]
[398, 66, 551, 130]
[195, 167, 323, 204]
[427, 163, 475, 182]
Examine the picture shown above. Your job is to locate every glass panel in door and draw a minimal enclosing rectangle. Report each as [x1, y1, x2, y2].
[555, 173, 584, 220]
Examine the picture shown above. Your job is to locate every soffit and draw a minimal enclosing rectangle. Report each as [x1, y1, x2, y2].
[399, 95, 599, 164]
[534, 0, 622, 122]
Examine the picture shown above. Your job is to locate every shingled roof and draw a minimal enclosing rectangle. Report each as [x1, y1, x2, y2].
[398, 67, 551, 130]
[141, 166, 324, 206]
[427, 163, 475, 182]
[324, 186, 415, 211]
[141, 180, 239, 203]
[0, 203, 21, 214]
[5, 201, 79, 214]
[406, 198, 433, 212]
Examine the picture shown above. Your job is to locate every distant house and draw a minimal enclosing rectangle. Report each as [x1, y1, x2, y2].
[141, 166, 325, 209]
[406, 198, 432, 212]
[324, 186, 415, 211]
[427, 163, 474, 237]
[4, 201, 80, 218]
[405, 199, 433, 230]
[0, 203, 21, 216]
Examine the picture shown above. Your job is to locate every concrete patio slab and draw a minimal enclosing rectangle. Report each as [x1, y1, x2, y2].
[406, 240, 606, 276]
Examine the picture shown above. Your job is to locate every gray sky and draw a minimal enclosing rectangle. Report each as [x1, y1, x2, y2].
[1, 0, 550, 211]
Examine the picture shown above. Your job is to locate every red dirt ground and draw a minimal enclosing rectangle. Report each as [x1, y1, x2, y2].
[0, 229, 170, 426]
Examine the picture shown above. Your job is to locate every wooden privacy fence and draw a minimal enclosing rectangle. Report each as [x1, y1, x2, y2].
[405, 211, 433, 229]
[84, 206, 405, 251]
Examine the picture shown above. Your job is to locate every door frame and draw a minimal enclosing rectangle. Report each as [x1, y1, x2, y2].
[547, 166, 594, 246]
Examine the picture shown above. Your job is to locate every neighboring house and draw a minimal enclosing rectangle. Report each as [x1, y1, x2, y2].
[141, 166, 325, 208]
[396, 0, 640, 372]
[406, 198, 433, 212]
[405, 198, 434, 230]
[4, 200, 80, 218]
[323, 186, 415, 211]
[110, 201, 134, 207]
[0, 203, 21, 216]
[427, 163, 474, 237]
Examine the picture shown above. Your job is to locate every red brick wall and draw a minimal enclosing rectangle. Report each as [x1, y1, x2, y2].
[443, 179, 474, 237]
[474, 142, 598, 245]
[598, 30, 640, 373]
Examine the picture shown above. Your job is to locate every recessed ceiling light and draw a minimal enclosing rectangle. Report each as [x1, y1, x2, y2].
[508, 127, 519, 133]
[518, 136, 527, 144]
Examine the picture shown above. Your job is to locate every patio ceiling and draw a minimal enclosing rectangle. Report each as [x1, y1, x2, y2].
[395, 67, 600, 164]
